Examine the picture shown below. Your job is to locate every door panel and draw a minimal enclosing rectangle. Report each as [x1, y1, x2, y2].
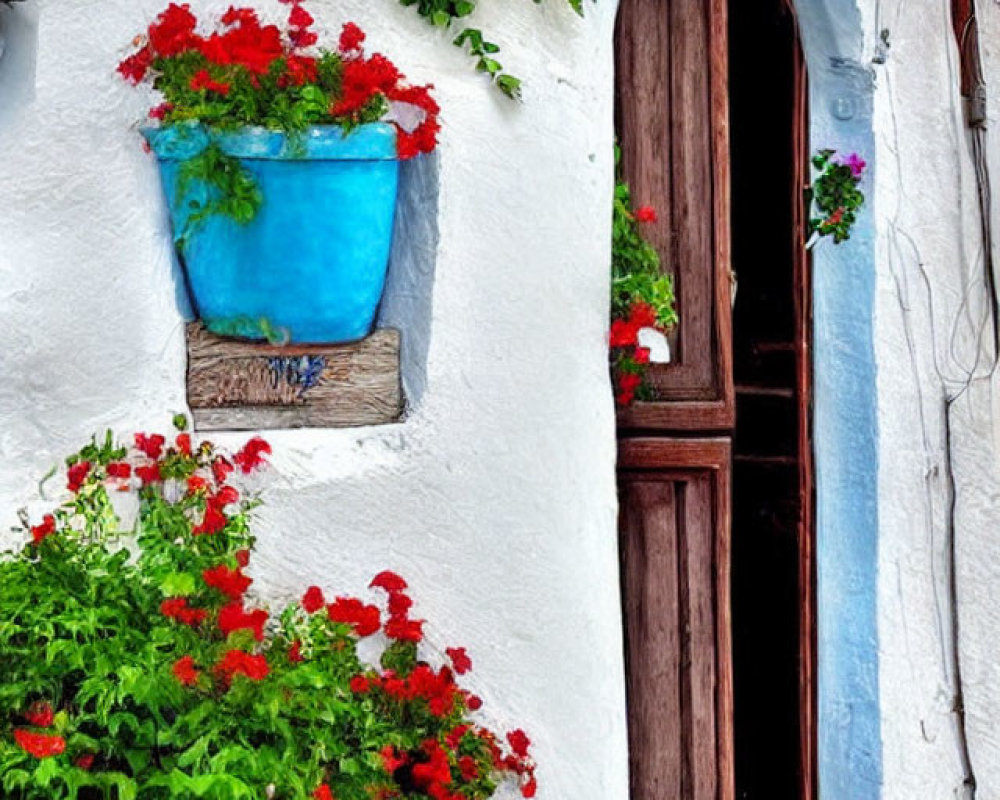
[615, 0, 734, 431]
[618, 439, 733, 800]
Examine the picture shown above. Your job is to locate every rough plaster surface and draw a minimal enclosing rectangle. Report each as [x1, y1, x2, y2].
[0, 2, 628, 797]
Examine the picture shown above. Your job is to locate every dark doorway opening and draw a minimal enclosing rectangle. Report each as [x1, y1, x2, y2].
[729, 2, 813, 799]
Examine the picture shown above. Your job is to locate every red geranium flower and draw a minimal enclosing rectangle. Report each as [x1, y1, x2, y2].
[175, 433, 192, 455]
[634, 205, 657, 223]
[387, 591, 413, 617]
[466, 694, 483, 711]
[160, 597, 208, 627]
[507, 729, 531, 758]
[203, 564, 252, 600]
[313, 786, 334, 800]
[67, 461, 91, 492]
[212, 456, 234, 483]
[458, 755, 478, 782]
[117, 46, 154, 83]
[370, 570, 408, 593]
[148, 3, 199, 57]
[349, 674, 370, 694]
[609, 318, 639, 348]
[233, 436, 271, 473]
[135, 463, 162, 486]
[301, 585, 325, 613]
[339, 22, 365, 53]
[445, 646, 472, 675]
[190, 69, 231, 95]
[218, 601, 268, 641]
[288, 4, 313, 28]
[30, 515, 56, 545]
[13, 729, 65, 759]
[384, 615, 423, 643]
[235, 549, 251, 568]
[216, 649, 269, 682]
[106, 462, 131, 479]
[521, 775, 538, 798]
[288, 640, 303, 663]
[134, 433, 166, 459]
[221, 5, 258, 27]
[327, 597, 380, 637]
[628, 301, 657, 329]
[172, 655, 200, 686]
[380, 744, 408, 773]
[445, 725, 470, 751]
[23, 701, 53, 728]
[75, 754, 95, 770]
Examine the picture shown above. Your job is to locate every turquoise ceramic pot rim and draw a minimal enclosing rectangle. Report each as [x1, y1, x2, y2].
[140, 121, 398, 162]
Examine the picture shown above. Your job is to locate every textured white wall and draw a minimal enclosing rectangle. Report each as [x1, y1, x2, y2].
[858, 0, 1000, 796]
[0, 1, 628, 798]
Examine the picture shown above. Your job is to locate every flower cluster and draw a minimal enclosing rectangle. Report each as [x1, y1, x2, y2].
[118, 2, 440, 160]
[0, 424, 534, 800]
[809, 149, 866, 245]
[610, 146, 677, 406]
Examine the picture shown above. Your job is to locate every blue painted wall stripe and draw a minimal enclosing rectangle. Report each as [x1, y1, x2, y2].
[793, 1, 883, 796]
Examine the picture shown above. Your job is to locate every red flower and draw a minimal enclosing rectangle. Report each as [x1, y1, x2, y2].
[313, 786, 334, 800]
[370, 570, 408, 593]
[160, 597, 207, 627]
[411, 741, 451, 789]
[633, 346, 651, 365]
[445, 646, 472, 675]
[458, 755, 478, 782]
[175, 433, 192, 455]
[218, 601, 268, 641]
[327, 597, 381, 637]
[507, 730, 531, 758]
[172, 655, 200, 686]
[396, 118, 440, 160]
[190, 69, 231, 95]
[407, 664, 458, 716]
[13, 730, 65, 759]
[67, 461, 91, 492]
[387, 83, 440, 116]
[628, 301, 657, 329]
[521, 775, 538, 798]
[106, 462, 131, 479]
[212, 456, 234, 483]
[381, 744, 408, 774]
[288, 4, 313, 28]
[215, 649, 269, 682]
[117, 46, 154, 84]
[134, 433, 165, 459]
[301, 585, 325, 613]
[148, 3, 199, 57]
[289, 28, 318, 48]
[339, 22, 365, 53]
[193, 503, 226, 535]
[281, 55, 318, 87]
[203, 564, 252, 600]
[634, 205, 657, 223]
[349, 674, 370, 694]
[235, 549, 251, 568]
[384, 616, 423, 643]
[609, 318, 639, 348]
[135, 463, 162, 486]
[221, 6, 258, 27]
[233, 437, 271, 473]
[387, 591, 413, 617]
[288, 640, 303, 663]
[30, 515, 56, 545]
[75, 754, 95, 770]
[187, 475, 208, 493]
[466, 694, 482, 711]
[23, 701, 53, 728]
[445, 725, 470, 751]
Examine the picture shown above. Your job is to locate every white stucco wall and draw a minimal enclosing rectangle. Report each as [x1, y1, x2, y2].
[854, 0, 1000, 796]
[0, 1, 628, 798]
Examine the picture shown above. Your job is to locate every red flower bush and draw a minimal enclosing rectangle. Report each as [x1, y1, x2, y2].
[119, 2, 440, 160]
[2, 425, 535, 799]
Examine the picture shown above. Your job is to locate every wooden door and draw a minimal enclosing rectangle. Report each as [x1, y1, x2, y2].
[615, 0, 735, 797]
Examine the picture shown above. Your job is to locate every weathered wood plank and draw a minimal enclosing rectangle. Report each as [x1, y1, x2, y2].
[186, 324, 403, 430]
[620, 479, 683, 799]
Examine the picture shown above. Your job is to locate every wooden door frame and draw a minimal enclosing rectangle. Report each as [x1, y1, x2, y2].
[788, 3, 816, 796]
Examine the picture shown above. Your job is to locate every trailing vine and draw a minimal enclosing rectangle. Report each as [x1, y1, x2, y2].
[399, 0, 589, 99]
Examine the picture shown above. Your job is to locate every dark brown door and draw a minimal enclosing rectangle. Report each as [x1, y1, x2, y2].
[614, 0, 735, 797]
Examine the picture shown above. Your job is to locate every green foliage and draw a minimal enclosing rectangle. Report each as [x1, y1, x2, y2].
[176, 144, 263, 242]
[0, 429, 535, 800]
[808, 148, 866, 245]
[399, 0, 590, 99]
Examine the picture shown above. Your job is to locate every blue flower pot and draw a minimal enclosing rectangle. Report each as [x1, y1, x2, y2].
[143, 123, 400, 344]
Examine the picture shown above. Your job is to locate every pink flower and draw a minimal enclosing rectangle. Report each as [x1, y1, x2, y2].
[842, 152, 867, 179]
